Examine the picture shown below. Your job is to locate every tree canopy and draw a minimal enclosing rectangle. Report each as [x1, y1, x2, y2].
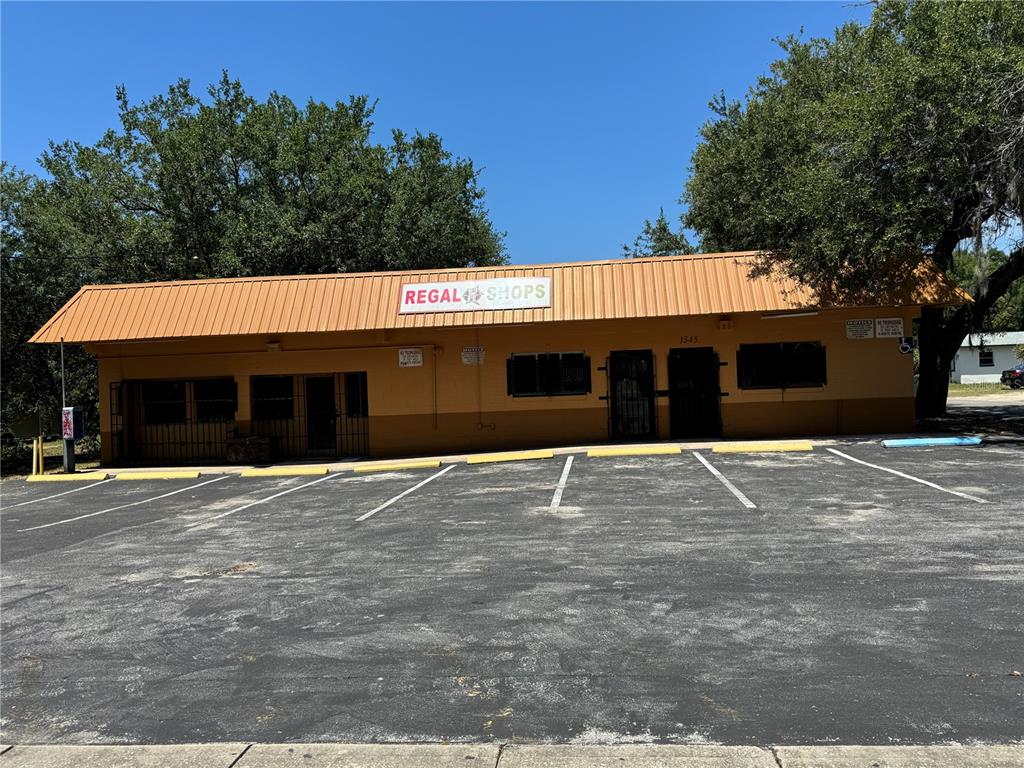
[623, 208, 694, 258]
[681, 0, 1023, 414]
[1, 73, 505, 435]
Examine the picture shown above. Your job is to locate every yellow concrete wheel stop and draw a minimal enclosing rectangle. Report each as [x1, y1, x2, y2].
[354, 460, 442, 473]
[114, 471, 203, 480]
[587, 445, 681, 457]
[27, 471, 109, 482]
[241, 466, 329, 477]
[712, 440, 813, 453]
[467, 449, 554, 464]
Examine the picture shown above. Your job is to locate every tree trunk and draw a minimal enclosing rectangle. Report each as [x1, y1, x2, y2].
[915, 306, 953, 418]
[914, 244, 1024, 419]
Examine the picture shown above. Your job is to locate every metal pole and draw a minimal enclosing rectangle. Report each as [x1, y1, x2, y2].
[60, 338, 75, 473]
[60, 338, 67, 406]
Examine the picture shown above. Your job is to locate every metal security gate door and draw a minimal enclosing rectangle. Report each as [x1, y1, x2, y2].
[251, 372, 369, 460]
[608, 350, 657, 440]
[305, 376, 337, 453]
[667, 347, 722, 438]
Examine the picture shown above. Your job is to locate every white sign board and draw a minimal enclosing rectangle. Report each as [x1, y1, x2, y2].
[399, 277, 551, 314]
[845, 319, 874, 339]
[462, 346, 485, 365]
[398, 348, 423, 368]
[875, 317, 904, 338]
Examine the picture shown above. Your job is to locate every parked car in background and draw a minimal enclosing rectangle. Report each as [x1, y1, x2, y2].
[1000, 362, 1024, 389]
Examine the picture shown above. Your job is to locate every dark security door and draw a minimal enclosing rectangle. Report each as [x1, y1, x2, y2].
[668, 347, 722, 438]
[305, 375, 337, 452]
[609, 350, 657, 439]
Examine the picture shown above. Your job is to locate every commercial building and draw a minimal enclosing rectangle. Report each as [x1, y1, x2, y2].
[950, 332, 1024, 384]
[31, 252, 962, 466]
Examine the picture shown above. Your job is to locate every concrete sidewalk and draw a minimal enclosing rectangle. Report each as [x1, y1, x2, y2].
[2, 744, 1023, 767]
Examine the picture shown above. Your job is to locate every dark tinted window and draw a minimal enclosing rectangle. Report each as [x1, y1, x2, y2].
[142, 380, 186, 424]
[737, 342, 826, 389]
[251, 376, 294, 420]
[507, 353, 591, 397]
[194, 378, 237, 422]
[344, 372, 368, 418]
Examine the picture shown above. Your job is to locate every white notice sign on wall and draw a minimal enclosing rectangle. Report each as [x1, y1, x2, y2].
[875, 318, 904, 338]
[399, 277, 551, 314]
[846, 319, 875, 339]
[462, 346, 485, 365]
[399, 348, 423, 367]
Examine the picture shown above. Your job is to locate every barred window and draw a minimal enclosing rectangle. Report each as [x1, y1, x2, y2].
[194, 378, 237, 422]
[142, 380, 187, 424]
[507, 353, 591, 397]
[344, 372, 369, 417]
[251, 376, 294, 420]
[979, 350, 994, 367]
[737, 342, 826, 389]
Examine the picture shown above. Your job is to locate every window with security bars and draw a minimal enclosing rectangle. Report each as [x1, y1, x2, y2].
[344, 372, 369, 417]
[979, 349, 994, 367]
[737, 342, 827, 389]
[194, 378, 237, 422]
[251, 375, 295, 420]
[507, 353, 592, 397]
[142, 380, 187, 424]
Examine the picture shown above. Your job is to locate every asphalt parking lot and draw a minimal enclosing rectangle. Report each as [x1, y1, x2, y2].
[1, 441, 1022, 747]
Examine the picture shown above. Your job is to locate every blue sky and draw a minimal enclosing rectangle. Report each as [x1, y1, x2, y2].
[1, 1, 870, 265]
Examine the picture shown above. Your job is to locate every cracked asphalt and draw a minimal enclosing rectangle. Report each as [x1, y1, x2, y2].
[1, 440, 1022, 746]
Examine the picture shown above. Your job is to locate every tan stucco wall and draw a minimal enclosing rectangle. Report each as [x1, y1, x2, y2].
[90, 306, 919, 463]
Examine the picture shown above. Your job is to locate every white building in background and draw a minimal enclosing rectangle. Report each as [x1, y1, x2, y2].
[951, 331, 1024, 383]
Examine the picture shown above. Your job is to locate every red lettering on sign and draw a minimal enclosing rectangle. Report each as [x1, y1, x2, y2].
[404, 290, 417, 304]
[417, 289, 427, 303]
[428, 289, 440, 303]
[452, 289, 462, 302]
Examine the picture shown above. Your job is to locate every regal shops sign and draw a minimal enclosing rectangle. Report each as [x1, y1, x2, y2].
[399, 277, 551, 314]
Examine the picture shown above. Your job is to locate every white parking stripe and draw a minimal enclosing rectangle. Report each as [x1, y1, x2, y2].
[17, 476, 228, 532]
[692, 451, 757, 509]
[356, 465, 455, 522]
[549, 455, 574, 511]
[826, 447, 988, 503]
[188, 472, 344, 527]
[6, 478, 114, 509]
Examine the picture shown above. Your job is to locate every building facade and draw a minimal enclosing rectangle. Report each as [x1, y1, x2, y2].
[950, 332, 1024, 384]
[31, 252, 962, 466]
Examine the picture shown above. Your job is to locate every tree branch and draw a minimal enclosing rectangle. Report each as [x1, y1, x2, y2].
[940, 243, 1024, 357]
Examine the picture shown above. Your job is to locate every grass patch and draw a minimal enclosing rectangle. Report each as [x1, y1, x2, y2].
[948, 382, 1011, 396]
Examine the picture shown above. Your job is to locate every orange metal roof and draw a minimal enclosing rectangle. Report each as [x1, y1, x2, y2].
[29, 251, 965, 344]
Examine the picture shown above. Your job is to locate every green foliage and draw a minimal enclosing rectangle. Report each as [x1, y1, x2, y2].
[950, 248, 1024, 332]
[623, 208, 695, 258]
[684, 0, 1023, 299]
[681, 0, 1024, 415]
[1, 73, 506, 434]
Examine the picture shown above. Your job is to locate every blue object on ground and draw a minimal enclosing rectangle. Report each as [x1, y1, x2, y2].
[881, 436, 983, 448]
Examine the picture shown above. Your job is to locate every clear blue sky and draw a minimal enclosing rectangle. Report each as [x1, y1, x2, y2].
[1, 1, 870, 265]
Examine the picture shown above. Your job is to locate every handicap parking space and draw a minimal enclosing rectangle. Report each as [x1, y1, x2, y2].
[1, 446, 1022, 745]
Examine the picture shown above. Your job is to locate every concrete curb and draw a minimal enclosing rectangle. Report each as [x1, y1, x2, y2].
[2, 744, 1022, 767]
[18, 429, 1012, 483]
